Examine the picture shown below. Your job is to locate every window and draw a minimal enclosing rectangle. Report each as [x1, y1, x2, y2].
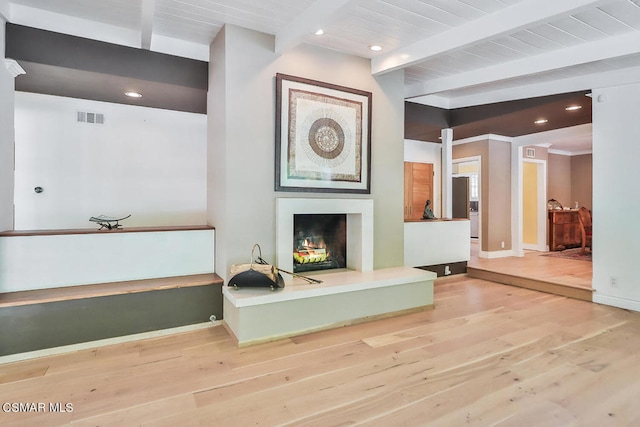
[470, 174, 479, 201]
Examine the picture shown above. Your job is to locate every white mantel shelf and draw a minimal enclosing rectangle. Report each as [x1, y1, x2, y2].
[222, 266, 436, 346]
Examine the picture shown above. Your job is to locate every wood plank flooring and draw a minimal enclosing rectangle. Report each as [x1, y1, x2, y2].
[467, 242, 593, 301]
[468, 242, 592, 289]
[2, 276, 639, 426]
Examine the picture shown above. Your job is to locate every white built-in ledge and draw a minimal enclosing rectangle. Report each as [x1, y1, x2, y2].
[223, 266, 436, 346]
[404, 219, 470, 268]
[0, 225, 216, 293]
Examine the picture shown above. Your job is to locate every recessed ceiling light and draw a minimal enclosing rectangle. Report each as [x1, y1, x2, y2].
[565, 105, 582, 111]
[315, 29, 324, 36]
[125, 91, 142, 98]
[534, 119, 548, 125]
[369, 45, 383, 52]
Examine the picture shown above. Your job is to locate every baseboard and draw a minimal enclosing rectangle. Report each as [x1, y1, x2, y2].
[0, 322, 218, 365]
[479, 250, 514, 259]
[593, 293, 640, 312]
[523, 244, 547, 252]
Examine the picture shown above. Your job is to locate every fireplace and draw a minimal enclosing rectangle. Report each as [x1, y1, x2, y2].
[276, 198, 374, 280]
[293, 214, 346, 273]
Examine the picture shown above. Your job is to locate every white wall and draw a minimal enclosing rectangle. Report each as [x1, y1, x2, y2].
[0, 18, 15, 231]
[209, 25, 405, 279]
[404, 139, 442, 218]
[592, 83, 640, 311]
[0, 1, 8, 20]
[14, 93, 207, 229]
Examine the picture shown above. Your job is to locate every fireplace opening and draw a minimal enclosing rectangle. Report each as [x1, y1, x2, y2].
[293, 214, 346, 273]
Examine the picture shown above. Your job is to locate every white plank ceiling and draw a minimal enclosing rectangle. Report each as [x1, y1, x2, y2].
[5, 0, 640, 109]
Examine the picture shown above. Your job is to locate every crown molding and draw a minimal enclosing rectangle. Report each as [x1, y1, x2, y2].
[453, 133, 514, 145]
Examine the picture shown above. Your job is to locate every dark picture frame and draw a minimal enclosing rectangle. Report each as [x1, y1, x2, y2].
[275, 73, 372, 194]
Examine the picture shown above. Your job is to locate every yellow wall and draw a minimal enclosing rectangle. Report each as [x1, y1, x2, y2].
[523, 162, 538, 245]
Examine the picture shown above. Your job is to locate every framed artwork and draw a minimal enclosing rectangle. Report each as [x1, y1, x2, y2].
[275, 73, 372, 193]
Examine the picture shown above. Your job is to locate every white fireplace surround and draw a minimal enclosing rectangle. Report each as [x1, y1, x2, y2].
[276, 198, 374, 277]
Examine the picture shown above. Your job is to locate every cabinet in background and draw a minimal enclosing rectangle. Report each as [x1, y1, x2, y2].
[404, 162, 434, 221]
[548, 210, 581, 251]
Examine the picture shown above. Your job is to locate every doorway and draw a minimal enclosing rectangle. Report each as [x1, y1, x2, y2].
[453, 157, 481, 244]
[521, 159, 547, 252]
[452, 176, 469, 219]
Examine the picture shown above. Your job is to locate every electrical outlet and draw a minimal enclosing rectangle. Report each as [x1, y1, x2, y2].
[501, 241, 505, 249]
[610, 277, 618, 288]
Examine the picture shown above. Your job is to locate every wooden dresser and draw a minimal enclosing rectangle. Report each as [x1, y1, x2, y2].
[548, 210, 581, 251]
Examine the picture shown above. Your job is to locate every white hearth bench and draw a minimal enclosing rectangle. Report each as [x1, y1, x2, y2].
[222, 266, 436, 346]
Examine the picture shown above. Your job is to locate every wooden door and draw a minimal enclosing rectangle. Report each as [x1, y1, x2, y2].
[404, 162, 433, 220]
[411, 163, 433, 220]
[452, 176, 470, 219]
[404, 163, 413, 220]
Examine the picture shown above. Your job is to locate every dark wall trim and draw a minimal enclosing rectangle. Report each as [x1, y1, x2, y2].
[405, 91, 591, 143]
[405, 102, 450, 142]
[5, 24, 208, 113]
[417, 261, 467, 277]
[0, 284, 222, 356]
[6, 24, 207, 89]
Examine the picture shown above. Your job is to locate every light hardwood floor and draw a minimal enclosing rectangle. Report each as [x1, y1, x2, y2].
[2, 276, 639, 426]
[468, 242, 592, 289]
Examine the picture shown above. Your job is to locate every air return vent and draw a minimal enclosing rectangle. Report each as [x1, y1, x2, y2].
[77, 111, 105, 124]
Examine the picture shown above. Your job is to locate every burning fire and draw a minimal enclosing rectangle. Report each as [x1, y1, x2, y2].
[302, 238, 327, 249]
[294, 238, 329, 264]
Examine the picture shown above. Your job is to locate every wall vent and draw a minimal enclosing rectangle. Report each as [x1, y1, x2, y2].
[77, 111, 105, 124]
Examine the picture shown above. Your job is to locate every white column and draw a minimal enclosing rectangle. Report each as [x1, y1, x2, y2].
[511, 143, 524, 257]
[0, 26, 24, 231]
[441, 128, 453, 219]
